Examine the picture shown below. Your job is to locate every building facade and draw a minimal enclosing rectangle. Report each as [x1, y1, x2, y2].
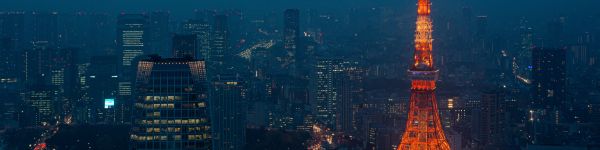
[131, 56, 210, 149]
[172, 34, 198, 58]
[312, 58, 363, 132]
[182, 19, 211, 59]
[117, 14, 147, 67]
[210, 15, 228, 66]
[530, 48, 567, 144]
[209, 74, 246, 150]
[283, 9, 300, 75]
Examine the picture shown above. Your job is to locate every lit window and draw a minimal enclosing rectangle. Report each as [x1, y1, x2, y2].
[197, 102, 206, 107]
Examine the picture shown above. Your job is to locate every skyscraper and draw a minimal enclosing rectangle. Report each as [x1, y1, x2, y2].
[0, 11, 25, 49]
[335, 60, 363, 134]
[31, 11, 61, 46]
[131, 56, 210, 149]
[475, 16, 488, 39]
[531, 48, 567, 121]
[546, 18, 565, 48]
[172, 34, 198, 58]
[209, 74, 246, 150]
[22, 85, 54, 126]
[0, 37, 18, 87]
[480, 89, 509, 147]
[283, 9, 300, 75]
[117, 14, 148, 122]
[312, 58, 341, 128]
[117, 13, 147, 67]
[0, 91, 21, 124]
[210, 15, 229, 66]
[60, 12, 90, 49]
[516, 18, 534, 82]
[311, 58, 363, 131]
[398, 0, 451, 149]
[475, 16, 489, 58]
[88, 13, 114, 54]
[182, 19, 211, 59]
[86, 55, 120, 123]
[23, 41, 51, 85]
[530, 48, 567, 144]
[47, 48, 77, 118]
[147, 11, 171, 56]
[22, 43, 76, 123]
[0, 12, 24, 86]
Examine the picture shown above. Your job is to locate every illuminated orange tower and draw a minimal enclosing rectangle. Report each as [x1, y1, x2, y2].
[398, 0, 451, 149]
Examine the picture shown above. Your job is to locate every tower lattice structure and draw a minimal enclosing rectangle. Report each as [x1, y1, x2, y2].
[398, 0, 451, 149]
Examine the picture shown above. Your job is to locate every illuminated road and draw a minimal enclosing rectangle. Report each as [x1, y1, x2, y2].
[31, 115, 72, 150]
[516, 75, 531, 85]
[307, 124, 335, 150]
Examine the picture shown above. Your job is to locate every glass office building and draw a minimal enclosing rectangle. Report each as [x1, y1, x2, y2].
[131, 56, 210, 149]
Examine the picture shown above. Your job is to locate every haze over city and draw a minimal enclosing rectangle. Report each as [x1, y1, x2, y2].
[0, 0, 599, 150]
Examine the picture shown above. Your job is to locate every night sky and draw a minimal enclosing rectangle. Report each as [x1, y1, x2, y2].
[0, 0, 597, 19]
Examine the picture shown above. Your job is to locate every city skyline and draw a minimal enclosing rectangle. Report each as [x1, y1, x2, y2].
[1, 0, 599, 150]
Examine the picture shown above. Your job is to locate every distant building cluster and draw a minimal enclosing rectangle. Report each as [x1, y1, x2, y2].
[0, 4, 599, 150]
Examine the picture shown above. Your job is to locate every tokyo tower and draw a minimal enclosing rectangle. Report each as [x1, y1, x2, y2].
[397, 0, 451, 149]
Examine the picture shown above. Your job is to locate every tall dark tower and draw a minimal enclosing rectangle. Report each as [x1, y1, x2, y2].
[398, 0, 451, 149]
[0, 12, 25, 49]
[531, 48, 566, 116]
[86, 55, 119, 123]
[546, 18, 565, 48]
[182, 19, 211, 59]
[211, 15, 228, 66]
[116, 14, 148, 125]
[530, 48, 567, 144]
[117, 13, 147, 67]
[0, 37, 18, 86]
[31, 12, 61, 46]
[147, 11, 170, 56]
[210, 74, 246, 150]
[283, 9, 300, 75]
[172, 34, 198, 58]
